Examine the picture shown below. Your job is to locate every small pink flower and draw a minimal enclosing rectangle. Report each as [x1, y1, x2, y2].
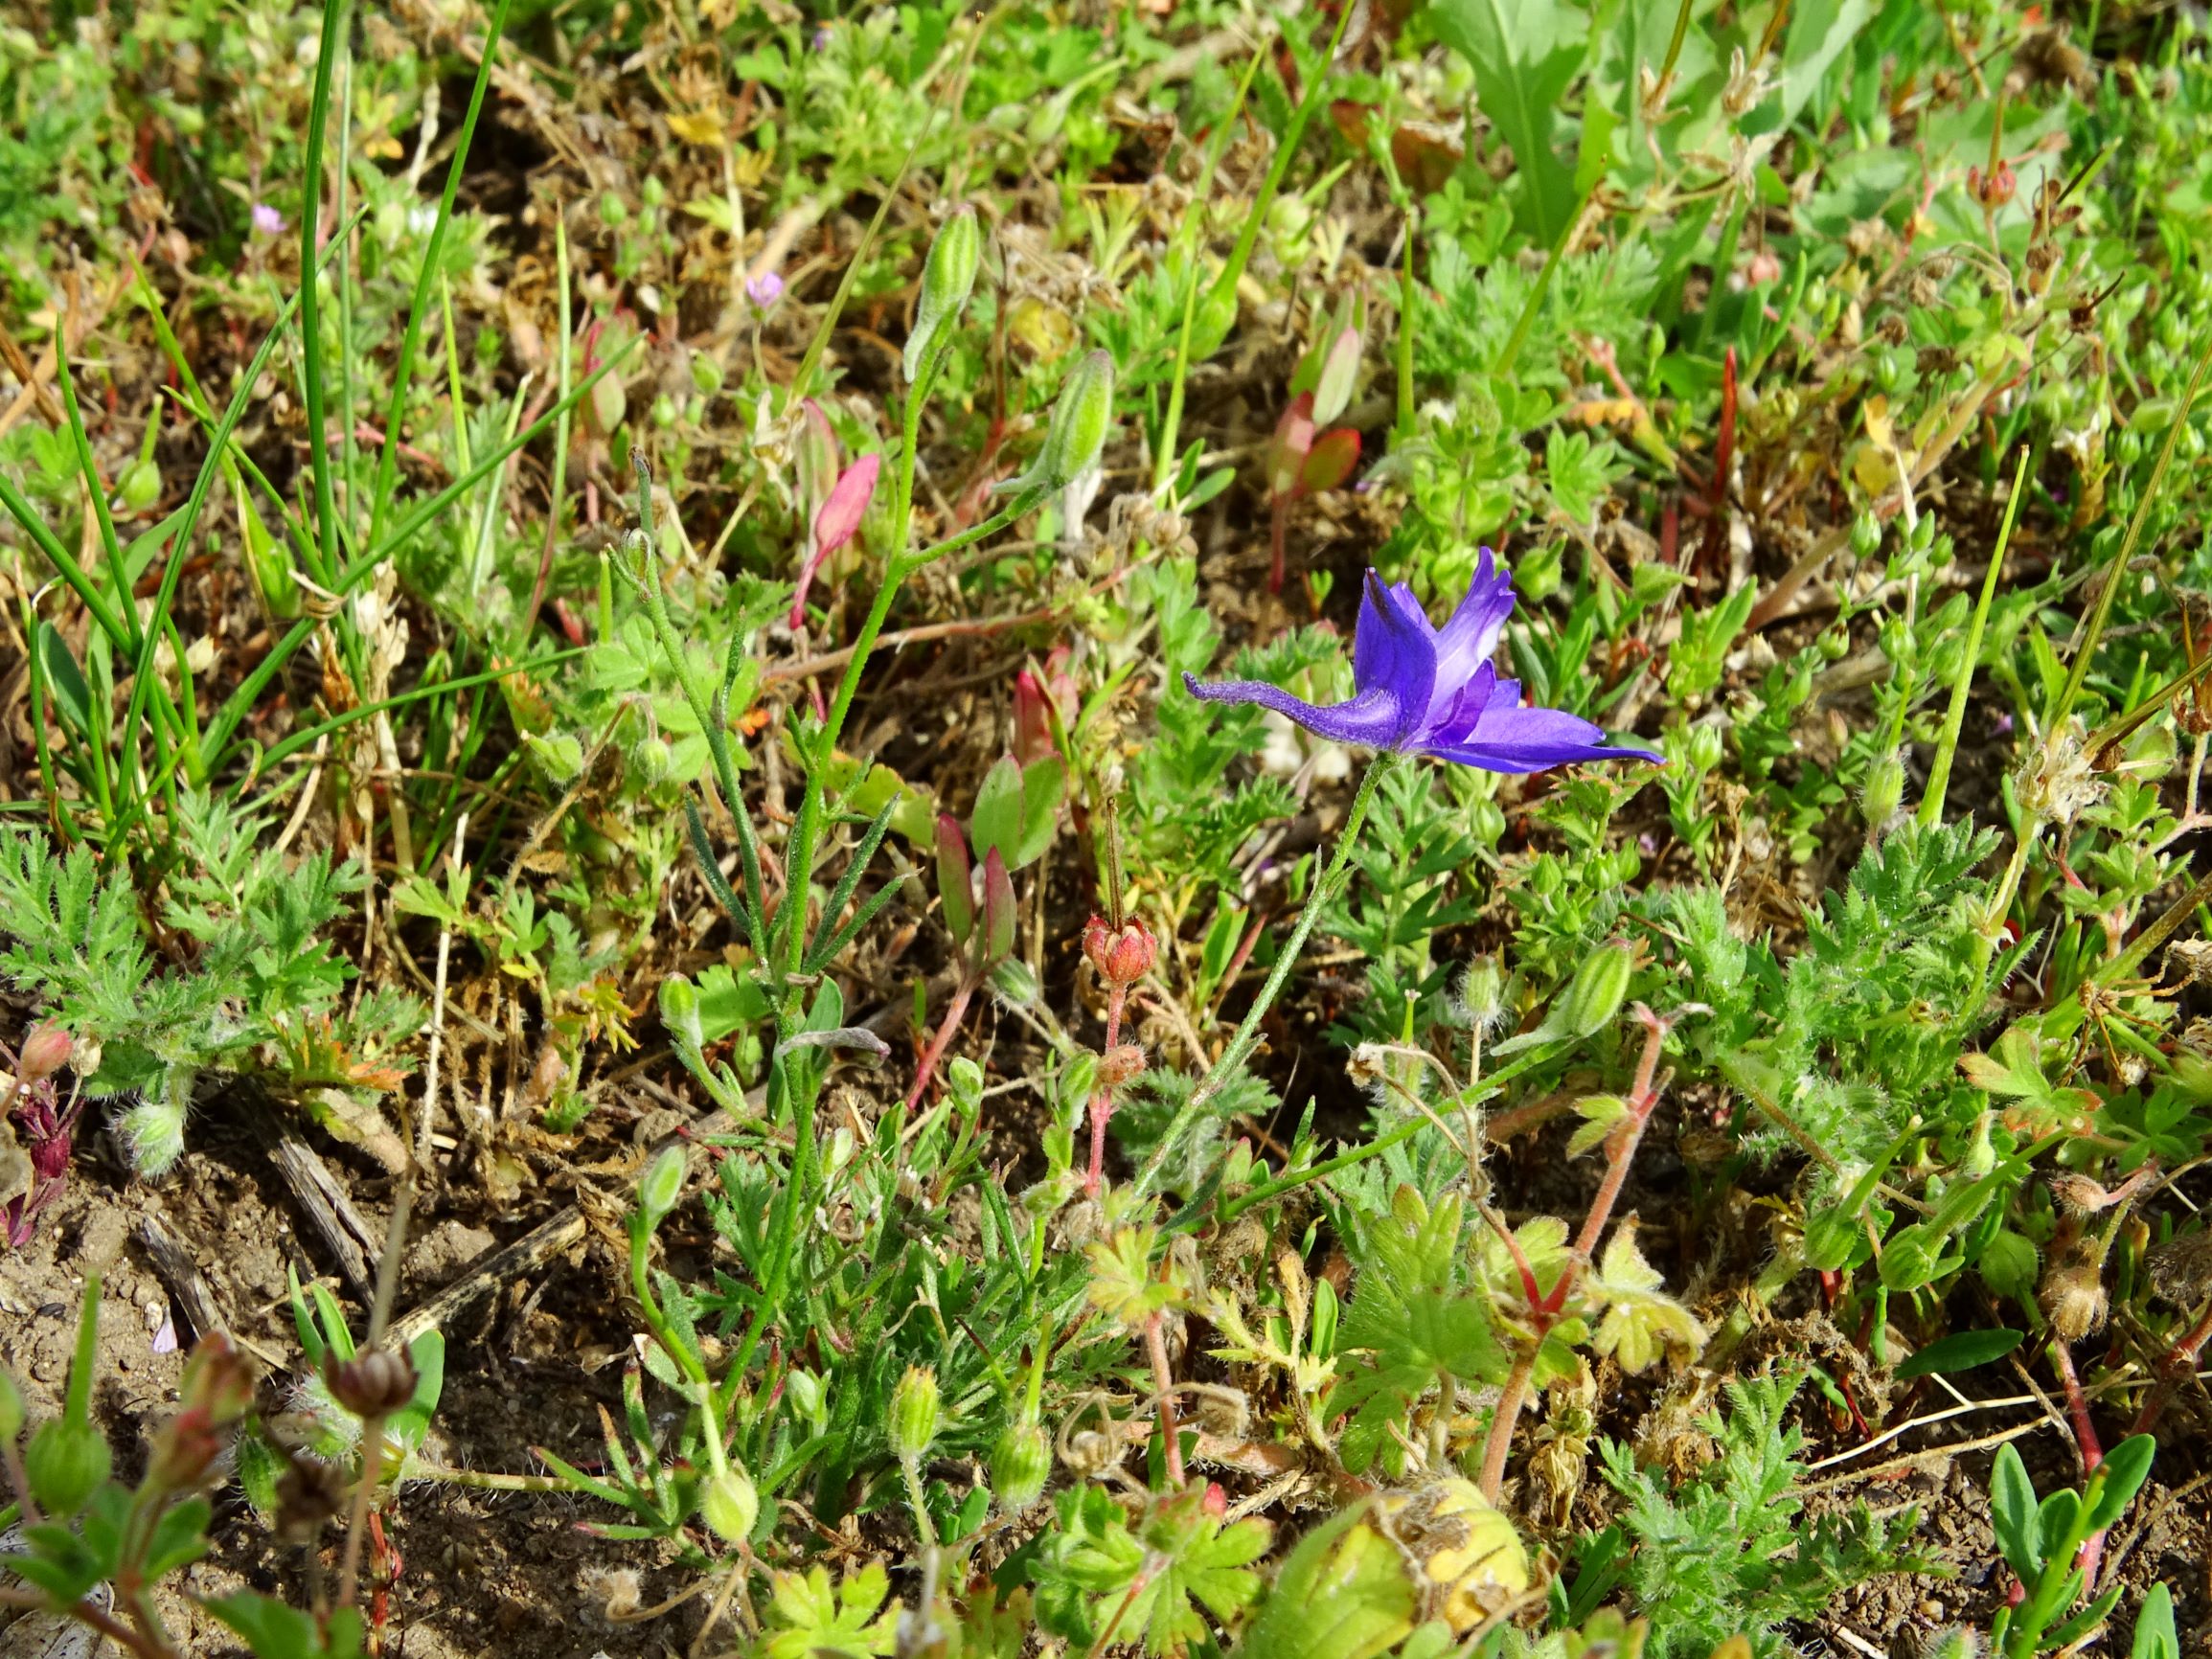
[789, 454, 881, 628]
[251, 202, 285, 237]
[746, 270, 784, 308]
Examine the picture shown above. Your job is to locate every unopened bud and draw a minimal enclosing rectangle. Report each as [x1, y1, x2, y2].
[1979, 1229, 2040, 1301]
[1561, 939, 1635, 1039]
[327, 1348, 419, 1420]
[639, 1145, 687, 1228]
[701, 1466, 760, 1543]
[905, 207, 982, 383]
[636, 736, 673, 788]
[25, 1417, 110, 1515]
[1038, 350, 1115, 490]
[991, 1420, 1051, 1510]
[1685, 721, 1725, 775]
[890, 1365, 942, 1462]
[118, 458, 162, 513]
[16, 1021, 73, 1081]
[178, 1332, 256, 1424]
[659, 975, 705, 1052]
[1083, 915, 1157, 988]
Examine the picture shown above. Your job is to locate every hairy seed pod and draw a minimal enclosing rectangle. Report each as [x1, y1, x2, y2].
[327, 1349, 419, 1420]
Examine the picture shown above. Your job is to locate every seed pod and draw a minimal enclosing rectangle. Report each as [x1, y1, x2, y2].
[1083, 916, 1157, 988]
[1098, 1043, 1148, 1088]
[2040, 1261, 2108, 1342]
[1561, 939, 1634, 1039]
[701, 1466, 760, 1544]
[990, 1420, 1051, 1510]
[118, 458, 162, 513]
[905, 207, 983, 384]
[327, 1348, 419, 1420]
[276, 1448, 349, 1540]
[25, 1417, 110, 1515]
[890, 1365, 941, 1462]
[1038, 350, 1115, 489]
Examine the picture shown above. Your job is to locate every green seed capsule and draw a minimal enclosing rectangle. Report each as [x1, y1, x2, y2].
[890, 1364, 942, 1463]
[1560, 939, 1633, 1039]
[990, 1420, 1051, 1510]
[1039, 350, 1115, 489]
[638, 1146, 687, 1229]
[905, 206, 982, 384]
[701, 1466, 759, 1544]
[25, 1417, 110, 1516]
[118, 458, 161, 512]
[659, 975, 704, 1053]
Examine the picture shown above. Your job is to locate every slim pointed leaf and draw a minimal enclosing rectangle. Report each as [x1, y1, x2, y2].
[982, 847, 1015, 966]
[1014, 756, 1065, 868]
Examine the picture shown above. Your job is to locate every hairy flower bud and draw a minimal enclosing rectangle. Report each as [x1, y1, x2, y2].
[327, 1348, 419, 1420]
[2040, 1261, 2108, 1342]
[1978, 1229, 2040, 1302]
[659, 975, 705, 1053]
[890, 1365, 941, 1462]
[990, 1420, 1051, 1510]
[1083, 915, 1157, 988]
[1038, 350, 1115, 490]
[701, 1466, 760, 1543]
[25, 1417, 110, 1515]
[905, 207, 982, 383]
[639, 1145, 687, 1229]
[1097, 1044, 1148, 1088]
[117, 1090, 188, 1177]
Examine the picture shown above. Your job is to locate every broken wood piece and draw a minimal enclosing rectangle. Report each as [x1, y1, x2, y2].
[388, 1210, 588, 1350]
[137, 1212, 233, 1344]
[261, 1125, 378, 1300]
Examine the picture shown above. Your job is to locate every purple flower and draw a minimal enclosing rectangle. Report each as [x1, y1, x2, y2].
[251, 202, 285, 237]
[746, 270, 784, 308]
[1183, 552, 1662, 775]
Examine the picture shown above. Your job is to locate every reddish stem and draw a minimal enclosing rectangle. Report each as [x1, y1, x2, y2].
[1085, 981, 1129, 1197]
[1478, 1007, 1672, 1503]
[1146, 1310, 1185, 1488]
[904, 977, 977, 1111]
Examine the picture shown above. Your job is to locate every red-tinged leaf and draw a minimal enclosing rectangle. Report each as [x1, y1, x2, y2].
[982, 847, 1015, 966]
[937, 814, 974, 945]
[1299, 427, 1361, 495]
[1329, 100, 1374, 152]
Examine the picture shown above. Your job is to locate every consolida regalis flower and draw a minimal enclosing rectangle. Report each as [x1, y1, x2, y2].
[1184, 550, 1661, 775]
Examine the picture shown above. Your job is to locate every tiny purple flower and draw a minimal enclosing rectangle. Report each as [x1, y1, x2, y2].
[747, 270, 785, 308]
[1184, 551, 1663, 775]
[251, 202, 285, 237]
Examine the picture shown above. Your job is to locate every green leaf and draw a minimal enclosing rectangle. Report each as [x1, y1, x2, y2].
[1990, 1443, 2041, 1581]
[969, 754, 1024, 868]
[34, 622, 92, 737]
[2132, 1582, 2178, 1659]
[1895, 1328, 2024, 1378]
[144, 1495, 213, 1578]
[1014, 756, 1066, 868]
[1230, 1508, 1415, 1659]
[2083, 1435, 2156, 1533]
[1430, 0, 1589, 244]
[1765, 0, 1872, 130]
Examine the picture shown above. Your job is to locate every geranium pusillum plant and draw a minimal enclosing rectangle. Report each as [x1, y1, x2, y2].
[1124, 552, 1660, 1199]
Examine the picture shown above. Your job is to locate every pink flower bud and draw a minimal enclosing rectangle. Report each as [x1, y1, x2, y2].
[1083, 916, 1157, 988]
[16, 1022, 73, 1082]
[788, 453, 881, 629]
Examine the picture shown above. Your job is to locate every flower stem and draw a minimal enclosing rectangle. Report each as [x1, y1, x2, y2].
[1135, 751, 1397, 1195]
[1145, 1311, 1185, 1488]
[1477, 1007, 1671, 1502]
[1085, 980, 1129, 1197]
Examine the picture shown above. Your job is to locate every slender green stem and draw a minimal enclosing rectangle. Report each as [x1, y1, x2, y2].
[366, 0, 517, 555]
[1136, 751, 1398, 1195]
[1204, 2, 1356, 321]
[1921, 448, 2028, 829]
[297, 0, 349, 586]
[2047, 332, 2212, 736]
